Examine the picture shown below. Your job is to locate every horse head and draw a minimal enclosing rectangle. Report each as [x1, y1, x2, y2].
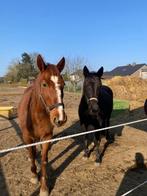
[35, 54, 67, 127]
[83, 65, 103, 116]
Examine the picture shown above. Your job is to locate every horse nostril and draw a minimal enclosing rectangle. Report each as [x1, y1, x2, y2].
[54, 118, 61, 126]
[92, 108, 98, 113]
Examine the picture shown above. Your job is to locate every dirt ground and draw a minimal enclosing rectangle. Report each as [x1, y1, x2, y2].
[0, 86, 147, 196]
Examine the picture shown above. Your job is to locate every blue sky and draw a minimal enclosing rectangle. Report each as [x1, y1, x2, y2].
[0, 0, 147, 76]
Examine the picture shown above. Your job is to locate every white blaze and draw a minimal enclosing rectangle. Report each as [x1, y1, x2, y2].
[51, 76, 64, 121]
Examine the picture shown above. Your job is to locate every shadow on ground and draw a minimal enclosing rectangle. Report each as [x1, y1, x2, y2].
[111, 105, 147, 138]
[116, 152, 147, 196]
[0, 163, 9, 196]
[0, 115, 23, 158]
[0, 104, 147, 195]
[128, 106, 147, 133]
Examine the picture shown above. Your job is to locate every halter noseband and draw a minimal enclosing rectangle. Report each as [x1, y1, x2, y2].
[39, 94, 63, 114]
[88, 97, 98, 102]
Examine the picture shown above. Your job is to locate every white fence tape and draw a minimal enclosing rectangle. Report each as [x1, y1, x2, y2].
[0, 118, 147, 154]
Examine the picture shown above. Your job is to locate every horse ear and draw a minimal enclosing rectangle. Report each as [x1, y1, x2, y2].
[83, 66, 89, 77]
[37, 55, 46, 72]
[57, 57, 65, 72]
[97, 67, 104, 77]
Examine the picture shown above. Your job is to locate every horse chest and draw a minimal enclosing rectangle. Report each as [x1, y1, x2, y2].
[31, 113, 53, 137]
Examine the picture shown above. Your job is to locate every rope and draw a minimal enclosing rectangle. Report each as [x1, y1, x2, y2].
[121, 180, 147, 196]
[0, 118, 147, 154]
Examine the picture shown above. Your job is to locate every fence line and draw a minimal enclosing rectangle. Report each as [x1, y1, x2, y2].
[0, 118, 147, 154]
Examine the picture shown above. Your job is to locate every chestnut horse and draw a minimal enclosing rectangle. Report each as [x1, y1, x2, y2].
[18, 55, 67, 196]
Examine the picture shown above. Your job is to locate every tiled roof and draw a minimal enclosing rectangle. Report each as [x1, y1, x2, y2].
[104, 64, 147, 76]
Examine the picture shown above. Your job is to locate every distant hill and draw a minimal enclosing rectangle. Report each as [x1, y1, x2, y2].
[104, 63, 147, 77]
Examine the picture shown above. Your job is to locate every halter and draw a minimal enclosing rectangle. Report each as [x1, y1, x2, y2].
[39, 94, 63, 114]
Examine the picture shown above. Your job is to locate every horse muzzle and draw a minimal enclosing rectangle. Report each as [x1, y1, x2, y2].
[53, 113, 67, 127]
[88, 100, 99, 114]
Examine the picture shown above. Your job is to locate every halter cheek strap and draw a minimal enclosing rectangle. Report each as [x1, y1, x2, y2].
[39, 94, 63, 114]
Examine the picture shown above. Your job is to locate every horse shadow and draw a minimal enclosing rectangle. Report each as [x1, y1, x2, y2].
[0, 115, 22, 139]
[0, 116, 23, 195]
[109, 108, 129, 138]
[116, 152, 147, 196]
[128, 106, 147, 133]
[0, 115, 23, 158]
[114, 106, 147, 196]
[110, 105, 147, 139]
[0, 163, 9, 196]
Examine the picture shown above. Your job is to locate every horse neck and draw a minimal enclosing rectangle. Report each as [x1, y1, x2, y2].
[81, 93, 88, 108]
[30, 83, 46, 115]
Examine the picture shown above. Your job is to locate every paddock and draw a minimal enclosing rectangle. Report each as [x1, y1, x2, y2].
[0, 87, 147, 196]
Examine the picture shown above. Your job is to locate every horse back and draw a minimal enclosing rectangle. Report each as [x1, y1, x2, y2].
[99, 85, 113, 118]
[100, 85, 113, 98]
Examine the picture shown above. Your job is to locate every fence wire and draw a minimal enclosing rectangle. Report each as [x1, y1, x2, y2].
[0, 118, 147, 154]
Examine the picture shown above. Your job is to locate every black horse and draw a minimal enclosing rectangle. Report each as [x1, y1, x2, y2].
[78, 66, 114, 165]
[144, 99, 147, 115]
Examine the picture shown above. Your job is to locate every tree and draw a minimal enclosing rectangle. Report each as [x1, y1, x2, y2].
[21, 52, 32, 64]
[29, 52, 39, 76]
[63, 56, 88, 92]
[18, 52, 36, 80]
[5, 52, 39, 83]
[63, 56, 88, 79]
[5, 59, 21, 82]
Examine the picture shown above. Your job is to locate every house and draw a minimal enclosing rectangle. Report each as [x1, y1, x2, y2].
[104, 63, 147, 79]
[28, 76, 35, 85]
[0, 77, 4, 83]
[132, 65, 147, 79]
[69, 69, 83, 82]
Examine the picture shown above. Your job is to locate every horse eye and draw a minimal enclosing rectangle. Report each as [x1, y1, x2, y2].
[42, 82, 48, 87]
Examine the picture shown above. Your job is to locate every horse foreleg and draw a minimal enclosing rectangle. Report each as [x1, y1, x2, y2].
[28, 146, 38, 184]
[105, 119, 114, 143]
[81, 124, 90, 159]
[94, 133, 101, 166]
[83, 134, 90, 159]
[40, 140, 51, 196]
[23, 135, 38, 184]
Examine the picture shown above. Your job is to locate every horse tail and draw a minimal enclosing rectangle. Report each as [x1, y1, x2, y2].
[144, 99, 147, 115]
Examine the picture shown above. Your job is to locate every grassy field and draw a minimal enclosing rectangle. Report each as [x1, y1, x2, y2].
[112, 99, 130, 117]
